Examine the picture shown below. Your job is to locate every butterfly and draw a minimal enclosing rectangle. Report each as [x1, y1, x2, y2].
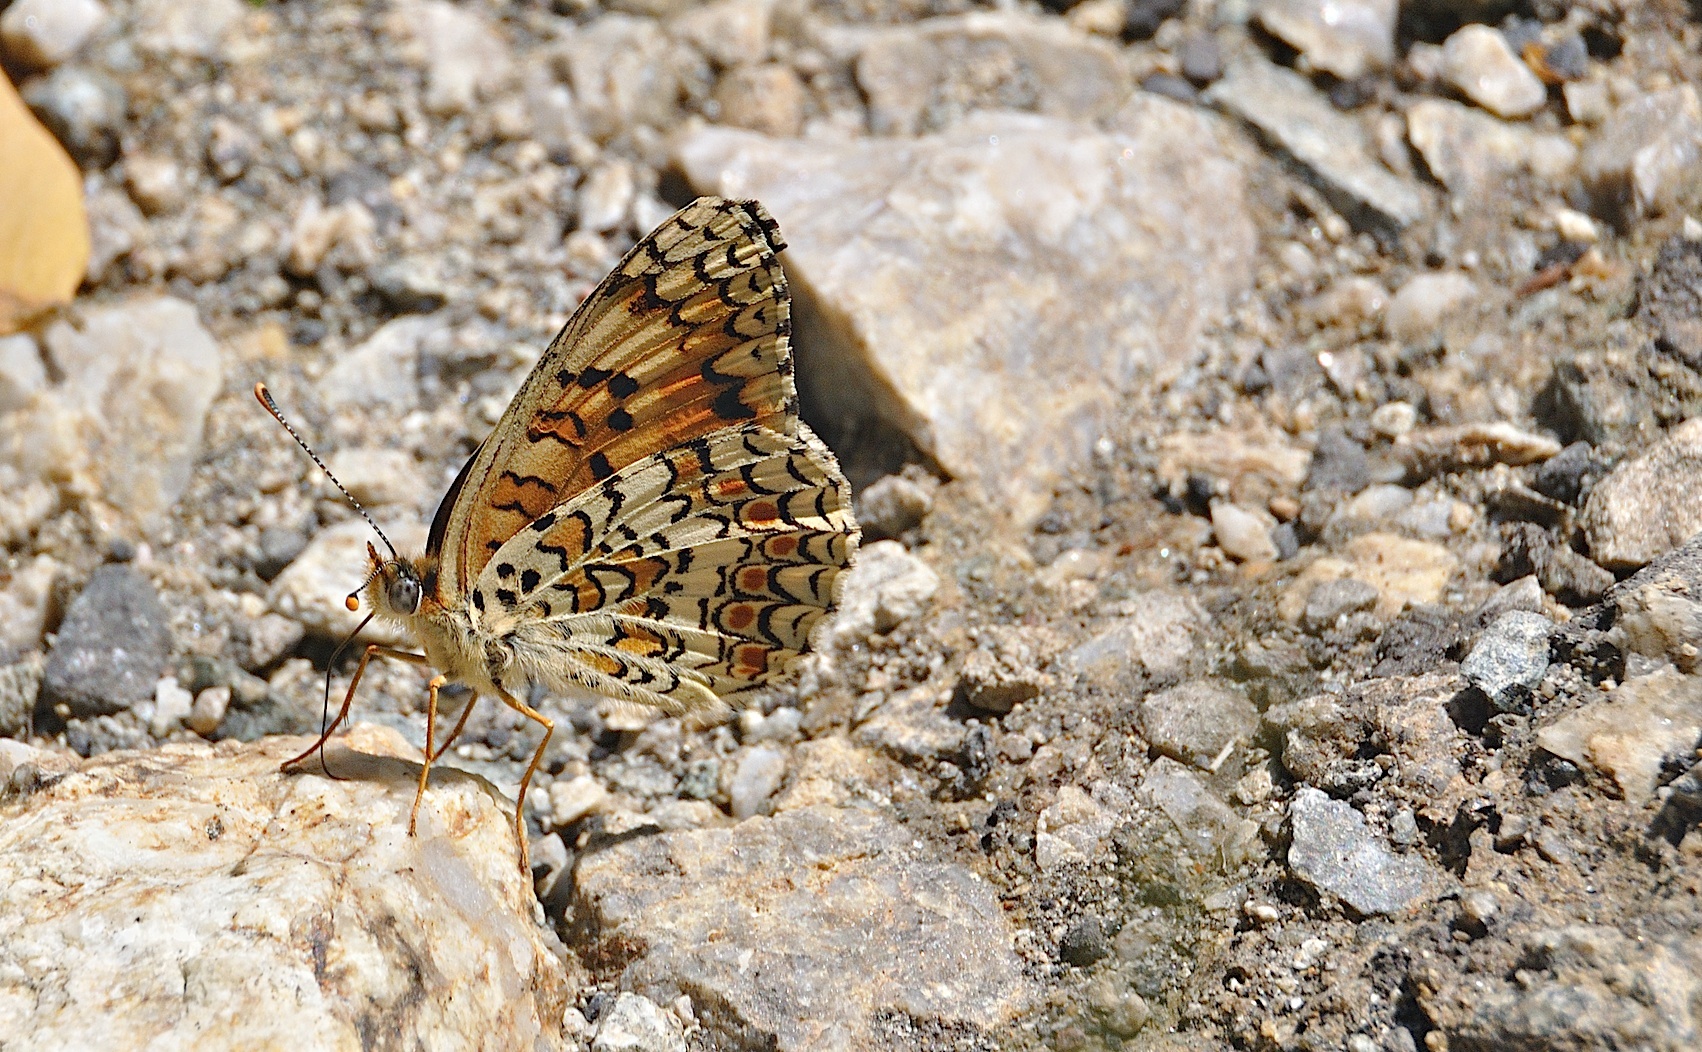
[257, 197, 860, 869]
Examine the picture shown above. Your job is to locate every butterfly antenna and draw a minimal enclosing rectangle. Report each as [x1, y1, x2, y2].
[253, 382, 398, 560]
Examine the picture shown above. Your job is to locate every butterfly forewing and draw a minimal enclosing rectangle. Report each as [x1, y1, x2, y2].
[430, 198, 799, 597]
[477, 423, 856, 711]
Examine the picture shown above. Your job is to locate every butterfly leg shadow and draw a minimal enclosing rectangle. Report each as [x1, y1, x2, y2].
[281, 644, 432, 775]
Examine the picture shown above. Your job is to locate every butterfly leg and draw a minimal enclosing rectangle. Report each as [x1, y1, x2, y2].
[427, 692, 480, 763]
[408, 674, 450, 837]
[494, 686, 554, 873]
[281, 645, 430, 773]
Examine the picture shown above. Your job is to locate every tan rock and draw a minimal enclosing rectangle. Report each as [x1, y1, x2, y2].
[0, 726, 571, 1049]
[1584, 417, 1702, 569]
[573, 805, 1028, 1046]
[1536, 668, 1702, 804]
[1281, 533, 1458, 621]
[677, 97, 1257, 524]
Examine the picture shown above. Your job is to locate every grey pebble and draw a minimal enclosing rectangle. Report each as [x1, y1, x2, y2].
[22, 65, 125, 169]
[1288, 788, 1438, 917]
[1059, 914, 1111, 967]
[41, 565, 171, 719]
[1302, 578, 1380, 635]
[1461, 610, 1552, 714]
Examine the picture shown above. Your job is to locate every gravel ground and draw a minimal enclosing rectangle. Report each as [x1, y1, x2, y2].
[5, 0, 1702, 1049]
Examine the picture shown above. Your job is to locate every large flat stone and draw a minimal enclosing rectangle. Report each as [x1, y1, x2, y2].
[571, 804, 1029, 1049]
[0, 726, 571, 1050]
[675, 97, 1257, 523]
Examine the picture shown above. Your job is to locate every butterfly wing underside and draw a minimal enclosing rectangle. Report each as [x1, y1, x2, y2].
[430, 197, 858, 711]
[479, 423, 856, 712]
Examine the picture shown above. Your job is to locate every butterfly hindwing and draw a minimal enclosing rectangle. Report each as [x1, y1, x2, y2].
[429, 198, 798, 600]
[476, 424, 857, 711]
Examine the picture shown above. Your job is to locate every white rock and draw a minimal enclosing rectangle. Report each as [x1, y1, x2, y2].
[187, 685, 229, 737]
[0, 728, 570, 1047]
[1035, 782, 1129, 870]
[0, 554, 58, 656]
[1370, 400, 1418, 438]
[547, 774, 610, 827]
[285, 197, 376, 276]
[0, 0, 107, 70]
[403, 0, 514, 117]
[268, 518, 428, 645]
[578, 160, 635, 234]
[852, 11, 1131, 136]
[0, 333, 47, 413]
[1254, 0, 1395, 80]
[133, 0, 243, 58]
[668, 0, 771, 69]
[1407, 98, 1578, 197]
[5, 298, 222, 535]
[729, 746, 787, 820]
[1385, 271, 1478, 345]
[560, 15, 687, 141]
[592, 992, 685, 1052]
[1142, 758, 1260, 871]
[324, 447, 428, 508]
[1442, 24, 1547, 119]
[1553, 207, 1600, 243]
[1580, 86, 1702, 222]
[1335, 483, 1413, 526]
[123, 154, 185, 215]
[1066, 591, 1206, 683]
[1563, 79, 1612, 126]
[149, 675, 193, 738]
[829, 540, 939, 645]
[0, 471, 57, 550]
[1210, 501, 1278, 562]
[317, 314, 449, 411]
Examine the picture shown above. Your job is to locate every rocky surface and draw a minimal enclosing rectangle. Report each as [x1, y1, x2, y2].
[0, 725, 570, 1049]
[3, 1, 1702, 1050]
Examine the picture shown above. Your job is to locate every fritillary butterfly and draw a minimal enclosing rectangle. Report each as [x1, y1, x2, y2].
[259, 198, 860, 868]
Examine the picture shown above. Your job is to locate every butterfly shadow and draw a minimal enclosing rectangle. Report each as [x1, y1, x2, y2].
[285, 740, 516, 817]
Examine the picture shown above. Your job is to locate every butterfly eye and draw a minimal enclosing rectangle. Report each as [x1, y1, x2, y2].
[387, 575, 421, 614]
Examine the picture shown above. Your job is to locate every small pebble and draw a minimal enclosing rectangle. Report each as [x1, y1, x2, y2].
[187, 686, 230, 737]
[1442, 24, 1547, 119]
[149, 676, 193, 738]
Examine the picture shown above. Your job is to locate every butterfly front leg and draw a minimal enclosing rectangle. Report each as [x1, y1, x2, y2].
[408, 674, 453, 838]
[281, 645, 432, 775]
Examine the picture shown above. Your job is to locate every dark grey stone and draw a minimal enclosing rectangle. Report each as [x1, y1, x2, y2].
[41, 565, 171, 718]
[1059, 915, 1111, 967]
[1304, 428, 1372, 493]
[1533, 441, 1603, 505]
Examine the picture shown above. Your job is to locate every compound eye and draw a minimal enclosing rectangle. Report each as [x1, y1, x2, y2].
[387, 575, 421, 614]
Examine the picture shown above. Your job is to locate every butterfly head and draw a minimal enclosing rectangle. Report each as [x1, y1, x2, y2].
[349, 541, 424, 618]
